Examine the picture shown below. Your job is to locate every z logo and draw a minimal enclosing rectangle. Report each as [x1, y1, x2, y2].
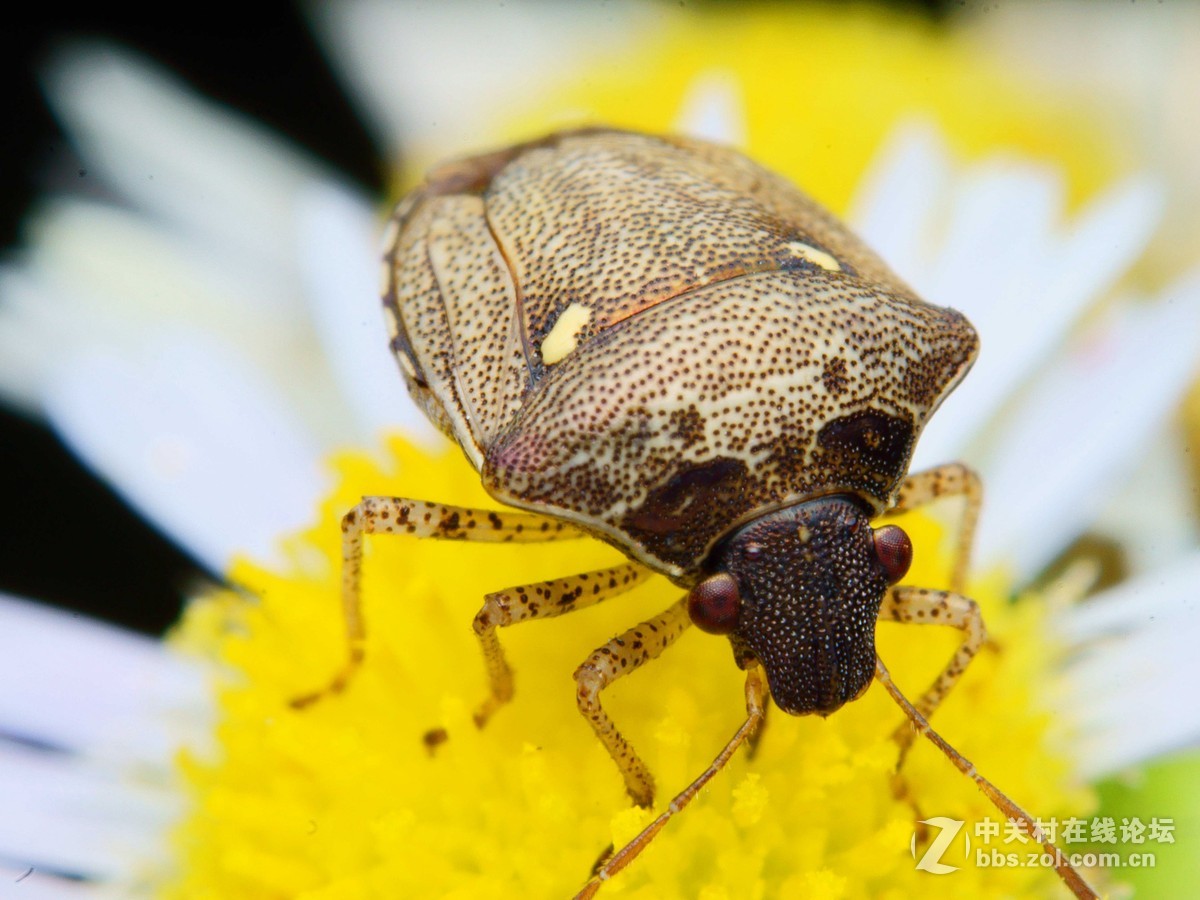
[911, 816, 970, 875]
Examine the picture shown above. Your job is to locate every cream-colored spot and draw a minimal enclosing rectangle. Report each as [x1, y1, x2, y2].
[797, 525, 812, 543]
[541, 303, 593, 365]
[786, 241, 841, 273]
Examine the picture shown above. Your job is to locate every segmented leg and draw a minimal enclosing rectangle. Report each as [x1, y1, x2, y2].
[290, 496, 583, 709]
[574, 666, 768, 900]
[875, 657, 1098, 900]
[889, 463, 982, 593]
[881, 586, 987, 764]
[574, 599, 692, 808]
[473, 564, 652, 726]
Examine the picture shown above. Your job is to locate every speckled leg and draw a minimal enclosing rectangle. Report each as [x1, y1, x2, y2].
[473, 564, 652, 726]
[574, 666, 768, 900]
[574, 599, 692, 808]
[889, 463, 982, 593]
[880, 586, 987, 765]
[290, 496, 584, 709]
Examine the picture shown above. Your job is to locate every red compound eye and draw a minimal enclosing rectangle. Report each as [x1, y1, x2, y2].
[687, 573, 741, 635]
[873, 524, 912, 584]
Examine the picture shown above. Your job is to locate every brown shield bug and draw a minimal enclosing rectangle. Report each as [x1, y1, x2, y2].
[294, 129, 1097, 898]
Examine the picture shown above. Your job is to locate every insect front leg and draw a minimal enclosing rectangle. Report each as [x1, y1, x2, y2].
[879, 586, 987, 765]
[473, 563, 652, 727]
[574, 599, 692, 808]
[290, 496, 584, 709]
[574, 665, 768, 900]
[890, 462, 982, 593]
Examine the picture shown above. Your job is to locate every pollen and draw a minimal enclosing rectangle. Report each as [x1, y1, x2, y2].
[164, 437, 1094, 898]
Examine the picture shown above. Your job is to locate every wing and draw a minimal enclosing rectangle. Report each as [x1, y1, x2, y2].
[484, 273, 976, 577]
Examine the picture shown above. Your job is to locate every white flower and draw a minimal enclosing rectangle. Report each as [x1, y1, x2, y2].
[2, 6, 1199, 893]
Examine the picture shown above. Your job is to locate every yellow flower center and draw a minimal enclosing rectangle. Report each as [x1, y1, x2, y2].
[166, 438, 1091, 898]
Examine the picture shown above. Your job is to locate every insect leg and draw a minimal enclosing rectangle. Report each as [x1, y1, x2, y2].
[889, 463, 982, 593]
[574, 666, 767, 900]
[473, 563, 653, 727]
[880, 585, 986, 764]
[875, 656, 1098, 900]
[290, 496, 584, 709]
[574, 599, 692, 808]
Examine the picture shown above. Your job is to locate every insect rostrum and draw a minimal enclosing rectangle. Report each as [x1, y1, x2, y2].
[294, 128, 1097, 899]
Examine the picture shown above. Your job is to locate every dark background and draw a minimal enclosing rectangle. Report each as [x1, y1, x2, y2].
[0, 1, 952, 635]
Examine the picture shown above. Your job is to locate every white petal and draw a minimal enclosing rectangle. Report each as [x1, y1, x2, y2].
[0, 270, 53, 413]
[913, 175, 1165, 468]
[310, 0, 656, 161]
[673, 70, 748, 147]
[1057, 553, 1200, 777]
[1090, 428, 1200, 574]
[42, 330, 329, 573]
[43, 44, 333, 276]
[850, 121, 953, 283]
[1, 200, 314, 407]
[0, 865, 96, 898]
[974, 270, 1200, 577]
[0, 741, 178, 882]
[0, 595, 200, 886]
[294, 183, 440, 448]
[0, 594, 210, 763]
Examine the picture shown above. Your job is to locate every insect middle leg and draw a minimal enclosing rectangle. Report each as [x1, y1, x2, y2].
[574, 599, 692, 808]
[290, 496, 584, 709]
[882, 464, 986, 807]
[880, 586, 987, 765]
[473, 563, 652, 727]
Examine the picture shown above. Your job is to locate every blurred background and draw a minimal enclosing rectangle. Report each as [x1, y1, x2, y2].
[0, 4, 387, 632]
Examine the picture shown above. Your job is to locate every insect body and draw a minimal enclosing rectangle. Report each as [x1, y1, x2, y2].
[296, 129, 1096, 898]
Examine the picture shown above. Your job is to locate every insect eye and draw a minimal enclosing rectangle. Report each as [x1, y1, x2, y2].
[687, 573, 741, 635]
[872, 524, 912, 584]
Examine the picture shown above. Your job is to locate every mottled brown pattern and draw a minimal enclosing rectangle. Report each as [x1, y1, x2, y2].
[821, 356, 849, 396]
[381, 129, 978, 579]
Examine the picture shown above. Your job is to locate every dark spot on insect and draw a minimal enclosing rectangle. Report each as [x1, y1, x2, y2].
[623, 457, 747, 541]
[816, 408, 914, 494]
[821, 357, 849, 396]
[487, 512, 503, 529]
[442, 511, 460, 532]
[423, 727, 449, 756]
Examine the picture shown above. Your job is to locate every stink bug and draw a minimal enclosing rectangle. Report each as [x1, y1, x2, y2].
[295, 129, 1096, 898]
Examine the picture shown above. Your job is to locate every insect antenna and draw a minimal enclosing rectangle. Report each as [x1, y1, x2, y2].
[875, 656, 1098, 899]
